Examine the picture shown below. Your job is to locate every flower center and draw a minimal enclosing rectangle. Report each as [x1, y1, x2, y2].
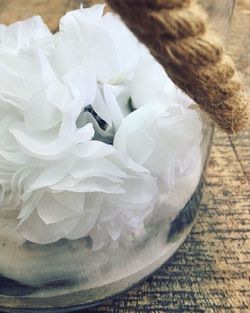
[76, 105, 115, 145]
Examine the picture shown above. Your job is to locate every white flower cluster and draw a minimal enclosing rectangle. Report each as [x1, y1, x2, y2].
[0, 5, 202, 249]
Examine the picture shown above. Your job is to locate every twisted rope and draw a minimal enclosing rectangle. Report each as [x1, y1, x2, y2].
[106, 0, 249, 133]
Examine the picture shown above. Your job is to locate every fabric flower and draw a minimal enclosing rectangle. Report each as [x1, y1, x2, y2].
[0, 4, 203, 249]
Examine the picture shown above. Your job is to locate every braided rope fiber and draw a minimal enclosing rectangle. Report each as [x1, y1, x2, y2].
[106, 0, 249, 133]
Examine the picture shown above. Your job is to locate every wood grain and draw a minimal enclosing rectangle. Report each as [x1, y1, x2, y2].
[0, 1, 249, 312]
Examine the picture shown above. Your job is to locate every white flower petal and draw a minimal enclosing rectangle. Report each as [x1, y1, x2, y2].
[17, 209, 79, 244]
[71, 158, 126, 180]
[106, 83, 131, 116]
[10, 122, 94, 160]
[36, 191, 80, 225]
[52, 176, 124, 194]
[18, 190, 44, 220]
[66, 211, 98, 240]
[114, 102, 165, 154]
[24, 89, 62, 132]
[72, 140, 114, 159]
[130, 51, 170, 108]
[62, 63, 97, 106]
[60, 5, 105, 33]
[66, 193, 103, 240]
[100, 13, 140, 81]
[54, 191, 85, 214]
[0, 49, 57, 112]
[29, 156, 76, 191]
[110, 175, 157, 207]
[127, 132, 155, 165]
[5, 168, 33, 209]
[91, 85, 112, 125]
[0, 16, 51, 51]
[103, 84, 123, 129]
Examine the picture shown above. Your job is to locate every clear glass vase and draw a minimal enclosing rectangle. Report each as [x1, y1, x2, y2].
[0, 1, 235, 312]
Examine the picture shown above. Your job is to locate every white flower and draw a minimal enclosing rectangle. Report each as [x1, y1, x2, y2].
[0, 4, 203, 248]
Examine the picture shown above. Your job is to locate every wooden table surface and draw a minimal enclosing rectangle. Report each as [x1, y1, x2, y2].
[0, 1, 249, 312]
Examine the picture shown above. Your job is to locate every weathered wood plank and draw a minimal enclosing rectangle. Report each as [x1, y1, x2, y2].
[0, 0, 249, 312]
